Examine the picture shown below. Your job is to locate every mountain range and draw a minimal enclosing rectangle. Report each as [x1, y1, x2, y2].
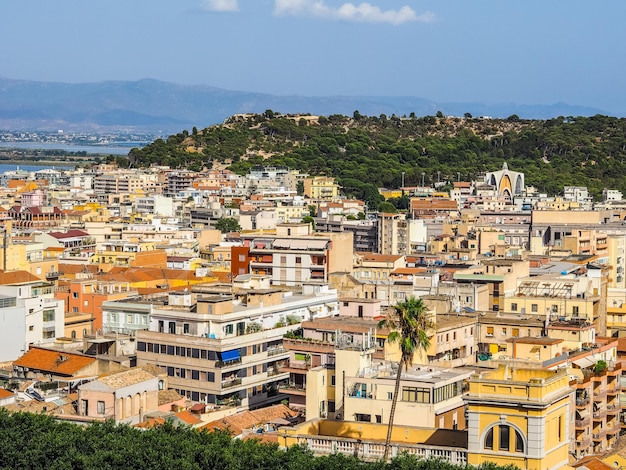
[0, 77, 617, 133]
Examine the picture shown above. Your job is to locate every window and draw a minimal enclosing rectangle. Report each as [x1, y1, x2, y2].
[502, 328, 507, 336]
[328, 401, 336, 413]
[97, 401, 105, 414]
[531, 304, 538, 313]
[72, 292, 79, 299]
[573, 306, 580, 316]
[295, 257, 301, 264]
[387, 392, 393, 400]
[486, 326, 494, 337]
[183, 323, 190, 334]
[485, 428, 493, 450]
[84, 300, 89, 307]
[511, 303, 517, 312]
[224, 324, 234, 335]
[127, 314, 133, 324]
[72, 307, 79, 313]
[331, 375, 336, 387]
[402, 387, 430, 403]
[499, 425, 510, 451]
[168, 322, 175, 334]
[483, 425, 524, 453]
[512, 328, 519, 337]
[43, 309, 55, 322]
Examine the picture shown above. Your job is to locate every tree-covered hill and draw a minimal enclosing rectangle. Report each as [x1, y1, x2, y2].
[127, 111, 626, 207]
[0, 411, 516, 470]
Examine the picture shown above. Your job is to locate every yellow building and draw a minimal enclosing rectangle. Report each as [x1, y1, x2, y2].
[465, 366, 572, 470]
[303, 176, 339, 201]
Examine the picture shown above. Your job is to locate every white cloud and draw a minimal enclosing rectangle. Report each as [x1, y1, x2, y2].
[273, 0, 434, 25]
[202, 0, 239, 12]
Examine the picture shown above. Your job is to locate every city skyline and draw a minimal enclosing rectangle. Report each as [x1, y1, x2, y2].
[1, 1, 625, 114]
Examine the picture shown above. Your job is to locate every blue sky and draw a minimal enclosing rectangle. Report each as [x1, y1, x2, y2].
[2, 1, 625, 113]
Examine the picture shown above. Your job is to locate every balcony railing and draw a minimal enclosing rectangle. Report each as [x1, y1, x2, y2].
[593, 429, 607, 440]
[288, 434, 467, 465]
[215, 358, 242, 368]
[221, 378, 242, 389]
[593, 409, 607, 420]
[593, 389, 607, 400]
[576, 397, 590, 407]
[575, 417, 591, 428]
[267, 347, 286, 357]
[575, 436, 591, 449]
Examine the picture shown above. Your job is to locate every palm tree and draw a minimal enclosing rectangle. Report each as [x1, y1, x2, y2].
[377, 296, 432, 461]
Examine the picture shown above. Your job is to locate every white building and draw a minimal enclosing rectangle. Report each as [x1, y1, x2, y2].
[0, 274, 65, 362]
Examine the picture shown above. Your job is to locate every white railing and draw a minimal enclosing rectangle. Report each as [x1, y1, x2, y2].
[295, 435, 467, 464]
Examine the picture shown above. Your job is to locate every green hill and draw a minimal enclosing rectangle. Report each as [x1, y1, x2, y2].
[127, 111, 626, 207]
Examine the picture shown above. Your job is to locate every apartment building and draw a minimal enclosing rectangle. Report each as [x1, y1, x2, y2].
[0, 272, 65, 361]
[303, 176, 339, 201]
[304, 330, 472, 431]
[131, 281, 338, 408]
[243, 224, 353, 286]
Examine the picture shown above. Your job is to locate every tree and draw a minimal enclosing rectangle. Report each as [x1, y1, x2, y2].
[302, 215, 316, 230]
[296, 180, 305, 196]
[377, 297, 432, 461]
[377, 201, 396, 213]
[308, 204, 317, 217]
[464, 112, 473, 119]
[214, 217, 241, 233]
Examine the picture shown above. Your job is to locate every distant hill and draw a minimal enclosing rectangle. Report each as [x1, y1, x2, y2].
[0, 77, 616, 133]
[128, 112, 626, 207]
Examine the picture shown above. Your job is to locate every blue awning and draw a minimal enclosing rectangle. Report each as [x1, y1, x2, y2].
[220, 349, 240, 362]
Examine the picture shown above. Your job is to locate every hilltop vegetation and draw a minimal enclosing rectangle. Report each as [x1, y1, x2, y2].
[128, 111, 626, 207]
[0, 411, 516, 470]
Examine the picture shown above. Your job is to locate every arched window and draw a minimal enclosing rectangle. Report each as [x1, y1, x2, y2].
[71, 330, 76, 339]
[483, 424, 525, 453]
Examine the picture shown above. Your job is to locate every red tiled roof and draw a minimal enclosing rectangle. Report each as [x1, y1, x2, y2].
[14, 347, 96, 376]
[175, 410, 203, 425]
[48, 229, 89, 239]
[0, 388, 14, 399]
[0, 270, 42, 285]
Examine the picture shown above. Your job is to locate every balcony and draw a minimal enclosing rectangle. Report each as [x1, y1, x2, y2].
[267, 347, 286, 357]
[46, 271, 61, 280]
[593, 389, 607, 400]
[221, 378, 242, 389]
[607, 424, 620, 436]
[607, 382, 621, 395]
[214, 358, 242, 368]
[593, 429, 607, 440]
[606, 403, 621, 414]
[575, 436, 592, 449]
[279, 383, 306, 396]
[593, 409, 607, 420]
[283, 337, 334, 354]
[576, 396, 590, 407]
[575, 416, 591, 428]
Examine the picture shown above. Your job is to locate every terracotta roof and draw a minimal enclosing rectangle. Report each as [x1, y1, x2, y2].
[175, 410, 203, 426]
[0, 270, 42, 285]
[200, 404, 296, 436]
[158, 389, 184, 406]
[14, 347, 96, 376]
[0, 388, 14, 399]
[573, 456, 613, 470]
[48, 229, 89, 239]
[96, 368, 156, 389]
